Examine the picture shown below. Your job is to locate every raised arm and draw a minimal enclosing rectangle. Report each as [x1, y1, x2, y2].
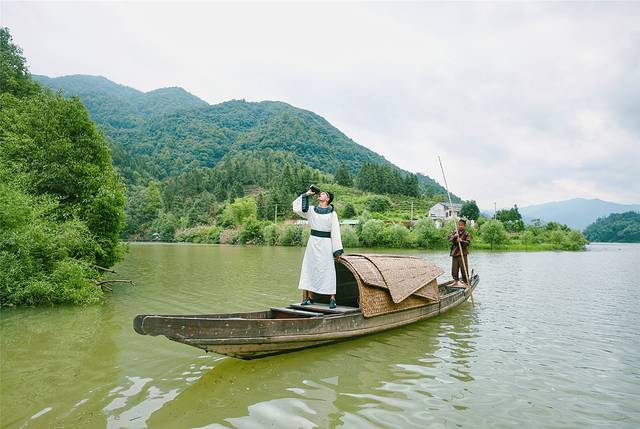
[331, 211, 344, 258]
[293, 193, 310, 219]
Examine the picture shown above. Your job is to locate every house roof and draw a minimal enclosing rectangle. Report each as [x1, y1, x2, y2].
[431, 202, 462, 210]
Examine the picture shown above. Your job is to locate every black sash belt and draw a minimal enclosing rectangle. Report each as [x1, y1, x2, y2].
[310, 229, 331, 238]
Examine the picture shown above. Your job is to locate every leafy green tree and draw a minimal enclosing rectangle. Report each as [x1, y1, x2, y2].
[366, 196, 392, 213]
[153, 211, 179, 241]
[387, 224, 412, 248]
[480, 220, 508, 249]
[239, 219, 266, 244]
[0, 28, 39, 97]
[335, 164, 353, 187]
[279, 225, 304, 246]
[0, 26, 125, 302]
[360, 219, 387, 247]
[413, 219, 447, 248]
[340, 225, 359, 248]
[495, 205, 524, 232]
[460, 200, 480, 221]
[342, 202, 357, 218]
[228, 196, 257, 226]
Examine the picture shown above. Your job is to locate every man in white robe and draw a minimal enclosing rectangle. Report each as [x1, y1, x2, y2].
[293, 188, 344, 309]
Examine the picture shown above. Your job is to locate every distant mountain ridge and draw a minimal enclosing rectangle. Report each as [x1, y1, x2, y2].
[34, 74, 451, 197]
[518, 198, 640, 230]
[33, 74, 208, 127]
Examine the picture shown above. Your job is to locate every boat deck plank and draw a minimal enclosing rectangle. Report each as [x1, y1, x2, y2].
[288, 303, 361, 315]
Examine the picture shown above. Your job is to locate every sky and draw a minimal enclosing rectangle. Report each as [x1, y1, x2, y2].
[2, 1, 639, 209]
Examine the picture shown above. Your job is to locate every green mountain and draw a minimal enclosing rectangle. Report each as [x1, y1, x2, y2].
[32, 74, 208, 127]
[583, 211, 640, 242]
[518, 198, 640, 230]
[33, 74, 449, 197]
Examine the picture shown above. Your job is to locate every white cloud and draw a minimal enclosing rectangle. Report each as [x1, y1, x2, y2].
[2, 1, 639, 208]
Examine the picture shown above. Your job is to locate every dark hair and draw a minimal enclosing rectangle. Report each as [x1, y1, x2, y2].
[458, 219, 467, 224]
[327, 192, 334, 204]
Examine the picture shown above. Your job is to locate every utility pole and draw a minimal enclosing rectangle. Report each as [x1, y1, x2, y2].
[410, 201, 414, 221]
[274, 204, 278, 224]
[494, 202, 497, 218]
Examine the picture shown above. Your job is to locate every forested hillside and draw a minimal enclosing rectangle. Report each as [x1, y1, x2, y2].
[34, 74, 450, 197]
[583, 211, 640, 243]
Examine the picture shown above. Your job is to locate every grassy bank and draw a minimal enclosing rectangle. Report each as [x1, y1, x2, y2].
[169, 217, 587, 252]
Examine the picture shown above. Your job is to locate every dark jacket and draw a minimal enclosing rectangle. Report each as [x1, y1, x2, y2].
[448, 228, 471, 256]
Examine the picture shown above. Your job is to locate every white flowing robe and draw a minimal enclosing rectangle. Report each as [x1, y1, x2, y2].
[293, 193, 344, 295]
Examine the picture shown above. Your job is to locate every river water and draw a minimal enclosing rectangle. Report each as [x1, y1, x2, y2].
[1, 243, 639, 428]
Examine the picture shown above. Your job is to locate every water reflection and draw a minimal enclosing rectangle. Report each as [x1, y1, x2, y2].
[0, 304, 120, 428]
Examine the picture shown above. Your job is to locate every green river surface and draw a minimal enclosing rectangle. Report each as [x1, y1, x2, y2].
[1, 243, 639, 428]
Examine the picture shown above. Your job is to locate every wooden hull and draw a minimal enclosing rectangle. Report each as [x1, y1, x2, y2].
[134, 275, 479, 360]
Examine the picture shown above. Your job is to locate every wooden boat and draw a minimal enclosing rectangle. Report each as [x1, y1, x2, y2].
[133, 254, 479, 359]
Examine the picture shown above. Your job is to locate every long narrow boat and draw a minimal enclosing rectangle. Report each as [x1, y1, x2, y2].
[134, 254, 479, 359]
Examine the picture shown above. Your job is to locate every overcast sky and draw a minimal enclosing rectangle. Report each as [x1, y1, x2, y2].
[3, 1, 639, 208]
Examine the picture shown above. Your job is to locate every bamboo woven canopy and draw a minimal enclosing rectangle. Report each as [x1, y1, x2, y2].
[338, 254, 445, 318]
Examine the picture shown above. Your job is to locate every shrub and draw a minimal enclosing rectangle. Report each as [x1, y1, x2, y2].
[262, 223, 281, 246]
[219, 228, 239, 245]
[174, 225, 222, 243]
[340, 225, 359, 248]
[564, 230, 588, 250]
[228, 196, 257, 226]
[280, 225, 304, 246]
[366, 196, 392, 213]
[342, 203, 357, 218]
[239, 219, 267, 244]
[360, 219, 387, 247]
[386, 223, 413, 248]
[480, 220, 508, 249]
[413, 219, 447, 248]
[0, 184, 103, 306]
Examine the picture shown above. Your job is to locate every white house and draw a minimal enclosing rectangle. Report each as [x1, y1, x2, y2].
[428, 202, 462, 220]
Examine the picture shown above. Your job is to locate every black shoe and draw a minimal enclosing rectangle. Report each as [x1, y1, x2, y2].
[301, 298, 313, 305]
[329, 299, 337, 309]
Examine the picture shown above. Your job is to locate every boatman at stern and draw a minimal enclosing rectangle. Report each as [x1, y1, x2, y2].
[293, 186, 344, 309]
[448, 219, 471, 286]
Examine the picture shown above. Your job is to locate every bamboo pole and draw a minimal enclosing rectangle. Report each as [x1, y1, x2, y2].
[437, 156, 474, 304]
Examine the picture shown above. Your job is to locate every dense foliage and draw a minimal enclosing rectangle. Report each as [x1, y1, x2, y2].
[356, 161, 420, 197]
[583, 211, 640, 242]
[495, 205, 525, 232]
[460, 200, 480, 221]
[0, 28, 125, 306]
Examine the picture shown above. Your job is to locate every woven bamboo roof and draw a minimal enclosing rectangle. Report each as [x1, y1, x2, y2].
[340, 254, 444, 303]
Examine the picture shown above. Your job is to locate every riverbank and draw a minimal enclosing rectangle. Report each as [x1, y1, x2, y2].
[157, 219, 588, 252]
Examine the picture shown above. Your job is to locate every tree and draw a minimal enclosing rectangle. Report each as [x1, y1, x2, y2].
[366, 196, 392, 213]
[583, 211, 640, 243]
[480, 220, 508, 250]
[228, 196, 257, 226]
[413, 219, 447, 248]
[0, 28, 39, 97]
[360, 219, 387, 247]
[342, 202, 357, 218]
[495, 205, 524, 232]
[0, 28, 125, 305]
[335, 164, 353, 187]
[460, 200, 480, 221]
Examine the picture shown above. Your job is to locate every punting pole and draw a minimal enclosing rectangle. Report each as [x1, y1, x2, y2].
[437, 156, 474, 305]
